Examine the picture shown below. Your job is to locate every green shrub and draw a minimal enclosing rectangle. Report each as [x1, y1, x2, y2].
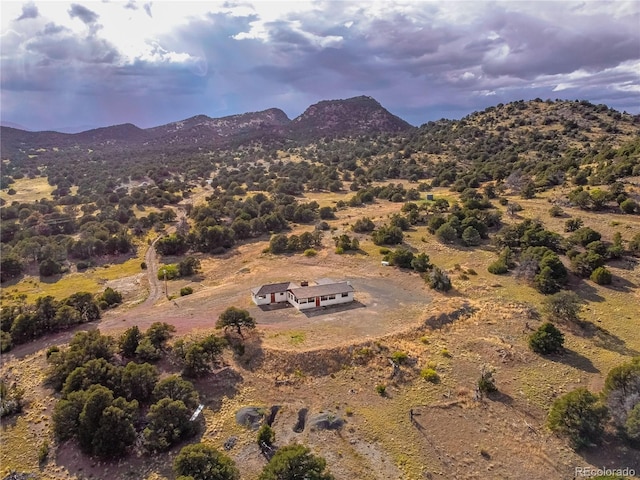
[157, 264, 179, 280]
[477, 366, 497, 394]
[549, 205, 563, 217]
[420, 368, 440, 383]
[547, 388, 608, 449]
[38, 442, 49, 464]
[140, 262, 147, 270]
[379, 247, 391, 254]
[375, 384, 386, 396]
[426, 266, 452, 292]
[303, 248, 317, 257]
[257, 424, 275, 449]
[180, 287, 193, 296]
[590, 266, 612, 285]
[529, 322, 564, 354]
[335, 246, 344, 254]
[488, 260, 508, 274]
[391, 351, 408, 365]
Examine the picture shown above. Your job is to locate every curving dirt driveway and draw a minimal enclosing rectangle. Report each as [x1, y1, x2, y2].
[142, 236, 165, 307]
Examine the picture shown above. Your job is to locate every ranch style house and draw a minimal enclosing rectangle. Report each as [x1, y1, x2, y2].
[251, 279, 354, 310]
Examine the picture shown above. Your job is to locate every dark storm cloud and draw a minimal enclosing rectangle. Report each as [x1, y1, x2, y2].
[2, 1, 639, 131]
[480, 10, 640, 79]
[17, 2, 39, 20]
[68, 3, 99, 25]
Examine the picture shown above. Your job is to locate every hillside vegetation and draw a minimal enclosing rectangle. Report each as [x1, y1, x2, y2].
[1, 97, 639, 480]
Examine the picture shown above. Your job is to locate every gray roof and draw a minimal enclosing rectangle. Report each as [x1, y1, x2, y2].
[251, 282, 291, 296]
[290, 282, 354, 299]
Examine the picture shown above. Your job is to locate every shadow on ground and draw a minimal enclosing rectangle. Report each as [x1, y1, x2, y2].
[301, 300, 366, 318]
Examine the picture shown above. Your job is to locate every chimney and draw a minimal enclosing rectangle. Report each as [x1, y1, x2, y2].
[301, 280, 309, 287]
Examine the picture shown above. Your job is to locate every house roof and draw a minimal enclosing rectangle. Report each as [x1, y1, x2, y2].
[251, 282, 292, 296]
[290, 282, 354, 299]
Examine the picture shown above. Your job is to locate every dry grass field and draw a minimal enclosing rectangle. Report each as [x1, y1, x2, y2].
[2, 184, 640, 479]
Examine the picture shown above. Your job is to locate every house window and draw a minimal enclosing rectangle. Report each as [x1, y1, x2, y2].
[299, 298, 307, 304]
[307, 298, 314, 303]
[328, 295, 336, 300]
[258, 295, 266, 299]
[341, 293, 349, 297]
[320, 296, 328, 301]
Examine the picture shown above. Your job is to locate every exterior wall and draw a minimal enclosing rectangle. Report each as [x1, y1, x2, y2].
[252, 294, 270, 306]
[261, 285, 354, 310]
[288, 291, 354, 310]
[273, 291, 288, 303]
[318, 291, 353, 307]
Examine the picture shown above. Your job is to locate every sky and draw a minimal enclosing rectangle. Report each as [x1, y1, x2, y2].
[1, 1, 639, 132]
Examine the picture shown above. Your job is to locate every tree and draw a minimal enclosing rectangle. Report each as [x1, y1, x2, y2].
[145, 322, 176, 350]
[547, 388, 608, 449]
[257, 424, 275, 451]
[119, 326, 141, 358]
[461, 226, 481, 246]
[435, 223, 457, 243]
[477, 365, 497, 395]
[603, 358, 640, 436]
[410, 253, 430, 272]
[590, 266, 612, 285]
[270, 234, 289, 254]
[389, 248, 414, 268]
[542, 292, 582, 323]
[529, 322, 564, 354]
[144, 398, 195, 452]
[39, 258, 61, 277]
[0, 256, 23, 282]
[120, 362, 158, 403]
[152, 375, 200, 409]
[100, 287, 122, 307]
[179, 256, 201, 277]
[259, 444, 334, 480]
[174, 443, 240, 480]
[77, 385, 115, 453]
[371, 224, 403, 245]
[425, 266, 451, 292]
[216, 307, 256, 338]
[564, 217, 583, 232]
[92, 404, 137, 458]
[625, 403, 640, 441]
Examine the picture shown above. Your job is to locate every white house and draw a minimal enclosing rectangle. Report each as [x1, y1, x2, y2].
[250, 282, 292, 306]
[251, 280, 354, 310]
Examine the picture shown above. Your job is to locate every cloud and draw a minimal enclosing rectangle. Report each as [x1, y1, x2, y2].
[17, 2, 39, 21]
[68, 3, 99, 25]
[1, 1, 639, 130]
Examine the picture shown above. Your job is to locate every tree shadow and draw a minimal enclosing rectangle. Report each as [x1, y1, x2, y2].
[231, 330, 265, 373]
[579, 432, 640, 473]
[572, 279, 606, 303]
[193, 366, 243, 412]
[487, 390, 515, 405]
[547, 349, 599, 373]
[567, 321, 640, 357]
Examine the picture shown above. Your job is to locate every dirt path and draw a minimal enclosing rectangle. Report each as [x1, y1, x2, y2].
[142, 236, 165, 307]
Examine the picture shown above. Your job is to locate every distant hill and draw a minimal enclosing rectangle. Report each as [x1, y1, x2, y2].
[0, 96, 413, 157]
[290, 96, 413, 139]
